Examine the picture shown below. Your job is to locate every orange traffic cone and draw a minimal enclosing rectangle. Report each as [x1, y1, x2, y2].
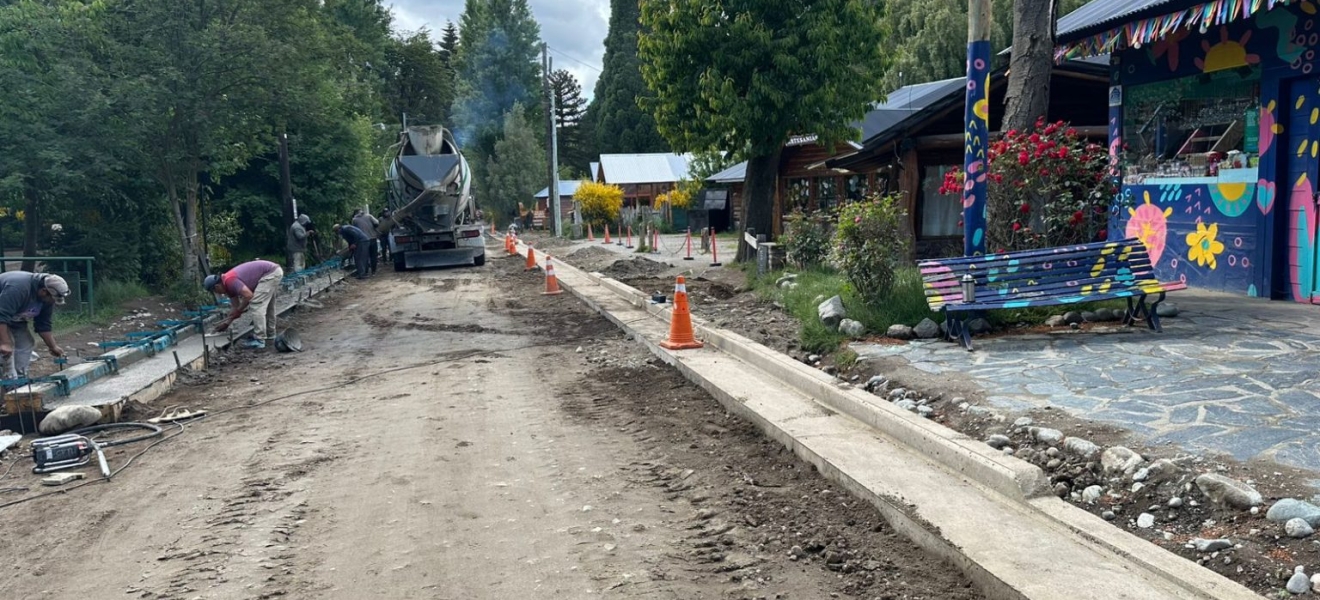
[660, 276, 703, 350]
[543, 256, 563, 295]
[525, 244, 537, 271]
[505, 233, 514, 255]
[587, 222, 595, 242]
[603, 224, 612, 244]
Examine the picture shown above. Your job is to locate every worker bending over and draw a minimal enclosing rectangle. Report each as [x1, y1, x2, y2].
[204, 259, 284, 349]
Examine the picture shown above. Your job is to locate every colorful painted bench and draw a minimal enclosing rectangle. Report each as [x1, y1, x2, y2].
[918, 238, 1187, 350]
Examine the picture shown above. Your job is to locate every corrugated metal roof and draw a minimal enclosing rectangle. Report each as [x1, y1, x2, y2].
[706, 161, 746, 184]
[598, 153, 691, 185]
[533, 180, 584, 199]
[1057, 0, 1178, 42]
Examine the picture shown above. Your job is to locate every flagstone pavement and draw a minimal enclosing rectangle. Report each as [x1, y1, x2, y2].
[852, 288, 1320, 472]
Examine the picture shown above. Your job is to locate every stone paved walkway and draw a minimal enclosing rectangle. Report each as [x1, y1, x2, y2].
[853, 289, 1320, 472]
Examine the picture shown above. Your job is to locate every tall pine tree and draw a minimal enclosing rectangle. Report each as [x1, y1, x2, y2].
[589, 0, 666, 154]
[549, 69, 589, 177]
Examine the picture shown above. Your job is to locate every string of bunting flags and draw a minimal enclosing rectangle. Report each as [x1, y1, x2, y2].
[1056, 0, 1300, 60]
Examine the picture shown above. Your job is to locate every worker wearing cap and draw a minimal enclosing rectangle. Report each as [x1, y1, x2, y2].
[204, 259, 284, 349]
[0, 272, 68, 378]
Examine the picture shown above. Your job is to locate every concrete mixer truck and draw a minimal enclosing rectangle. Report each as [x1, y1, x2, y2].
[379, 125, 486, 270]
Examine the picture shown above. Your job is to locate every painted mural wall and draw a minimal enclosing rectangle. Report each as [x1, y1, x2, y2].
[1112, 2, 1320, 300]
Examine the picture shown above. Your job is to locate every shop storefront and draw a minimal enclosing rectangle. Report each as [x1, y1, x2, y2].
[1060, 0, 1320, 301]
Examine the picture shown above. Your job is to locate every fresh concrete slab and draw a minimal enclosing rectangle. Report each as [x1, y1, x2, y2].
[517, 238, 1259, 600]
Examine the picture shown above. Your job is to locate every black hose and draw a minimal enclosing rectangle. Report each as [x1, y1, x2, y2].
[64, 423, 163, 448]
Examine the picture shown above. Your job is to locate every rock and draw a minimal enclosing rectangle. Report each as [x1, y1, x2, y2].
[1131, 468, 1149, 482]
[818, 295, 846, 327]
[894, 399, 918, 412]
[807, 354, 821, 364]
[1046, 459, 1063, 470]
[1044, 315, 1066, 327]
[1063, 437, 1101, 459]
[1045, 447, 1061, 458]
[1311, 573, 1320, 593]
[1080, 311, 1097, 322]
[39, 405, 102, 435]
[1267, 499, 1320, 526]
[1195, 473, 1262, 510]
[1094, 308, 1117, 322]
[865, 376, 887, 391]
[886, 324, 915, 340]
[967, 318, 992, 334]
[1082, 485, 1103, 504]
[984, 434, 1012, 450]
[1101, 510, 1116, 521]
[1034, 428, 1065, 444]
[1289, 566, 1310, 594]
[838, 319, 866, 338]
[1142, 459, 1182, 484]
[1155, 303, 1179, 318]
[777, 273, 799, 286]
[1063, 311, 1083, 325]
[888, 388, 906, 401]
[789, 545, 807, 559]
[1168, 497, 1184, 509]
[916, 405, 934, 417]
[1136, 513, 1155, 528]
[913, 318, 940, 339]
[1101, 446, 1145, 476]
[1287, 518, 1316, 538]
[1131, 482, 1145, 493]
[1053, 482, 1070, 498]
[1192, 538, 1233, 552]
[1002, 447, 1014, 456]
[1013, 417, 1034, 429]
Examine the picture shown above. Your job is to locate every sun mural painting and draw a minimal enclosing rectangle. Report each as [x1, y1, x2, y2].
[1195, 27, 1261, 73]
[1186, 221, 1227, 269]
[1126, 192, 1173, 265]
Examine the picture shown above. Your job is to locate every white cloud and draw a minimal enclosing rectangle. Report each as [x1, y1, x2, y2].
[386, 0, 608, 100]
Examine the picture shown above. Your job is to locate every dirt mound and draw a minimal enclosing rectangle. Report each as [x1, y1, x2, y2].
[601, 257, 670, 279]
[566, 246, 615, 261]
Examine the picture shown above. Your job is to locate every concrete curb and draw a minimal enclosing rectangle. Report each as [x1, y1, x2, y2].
[513, 239, 1260, 600]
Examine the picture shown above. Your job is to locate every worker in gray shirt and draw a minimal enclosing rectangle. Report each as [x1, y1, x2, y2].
[0, 272, 69, 379]
[351, 209, 380, 275]
[287, 214, 311, 272]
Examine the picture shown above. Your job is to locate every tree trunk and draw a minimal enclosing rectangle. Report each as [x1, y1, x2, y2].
[1003, 0, 1058, 133]
[21, 185, 40, 272]
[737, 146, 783, 262]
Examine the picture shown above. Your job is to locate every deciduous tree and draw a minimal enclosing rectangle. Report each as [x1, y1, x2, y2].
[639, 0, 887, 260]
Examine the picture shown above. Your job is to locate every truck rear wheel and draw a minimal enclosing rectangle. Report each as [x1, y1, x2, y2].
[393, 254, 407, 271]
[473, 252, 486, 267]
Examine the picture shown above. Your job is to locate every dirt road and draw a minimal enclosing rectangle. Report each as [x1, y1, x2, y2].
[0, 251, 978, 600]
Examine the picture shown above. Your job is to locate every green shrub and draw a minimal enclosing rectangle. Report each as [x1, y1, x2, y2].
[780, 210, 833, 269]
[832, 194, 911, 302]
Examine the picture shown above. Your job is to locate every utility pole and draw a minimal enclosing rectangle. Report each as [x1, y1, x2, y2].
[278, 132, 295, 266]
[963, 0, 992, 256]
[542, 44, 562, 237]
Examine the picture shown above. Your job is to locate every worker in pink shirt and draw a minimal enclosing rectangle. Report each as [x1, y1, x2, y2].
[203, 259, 284, 349]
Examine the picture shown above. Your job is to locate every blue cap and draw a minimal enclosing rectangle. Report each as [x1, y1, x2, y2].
[203, 274, 222, 291]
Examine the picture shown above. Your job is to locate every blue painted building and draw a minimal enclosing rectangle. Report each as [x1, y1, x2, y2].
[1058, 0, 1320, 301]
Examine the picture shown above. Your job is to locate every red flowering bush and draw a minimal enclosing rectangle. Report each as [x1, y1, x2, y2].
[938, 118, 1115, 252]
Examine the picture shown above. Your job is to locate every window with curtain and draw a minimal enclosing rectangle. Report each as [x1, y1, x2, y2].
[786, 178, 810, 212]
[920, 165, 961, 238]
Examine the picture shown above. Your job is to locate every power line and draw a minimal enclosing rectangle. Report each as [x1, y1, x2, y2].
[545, 45, 602, 73]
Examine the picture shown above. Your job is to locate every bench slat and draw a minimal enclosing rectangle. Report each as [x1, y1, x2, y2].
[922, 245, 1151, 280]
[920, 241, 1146, 276]
[927, 276, 1177, 309]
[918, 239, 1143, 269]
[937, 281, 1187, 312]
[923, 257, 1156, 292]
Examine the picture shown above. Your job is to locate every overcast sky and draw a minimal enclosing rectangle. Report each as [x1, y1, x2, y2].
[388, 0, 609, 100]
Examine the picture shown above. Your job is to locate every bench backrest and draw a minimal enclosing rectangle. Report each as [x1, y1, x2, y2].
[919, 238, 1158, 309]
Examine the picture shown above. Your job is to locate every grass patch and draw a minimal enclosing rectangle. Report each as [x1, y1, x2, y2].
[54, 279, 152, 333]
[752, 266, 934, 354]
[834, 347, 859, 369]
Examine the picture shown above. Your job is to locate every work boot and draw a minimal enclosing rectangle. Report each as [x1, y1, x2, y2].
[241, 339, 266, 349]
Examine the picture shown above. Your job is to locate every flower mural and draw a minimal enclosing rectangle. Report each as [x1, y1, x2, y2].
[1185, 221, 1226, 269]
[1126, 192, 1173, 265]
